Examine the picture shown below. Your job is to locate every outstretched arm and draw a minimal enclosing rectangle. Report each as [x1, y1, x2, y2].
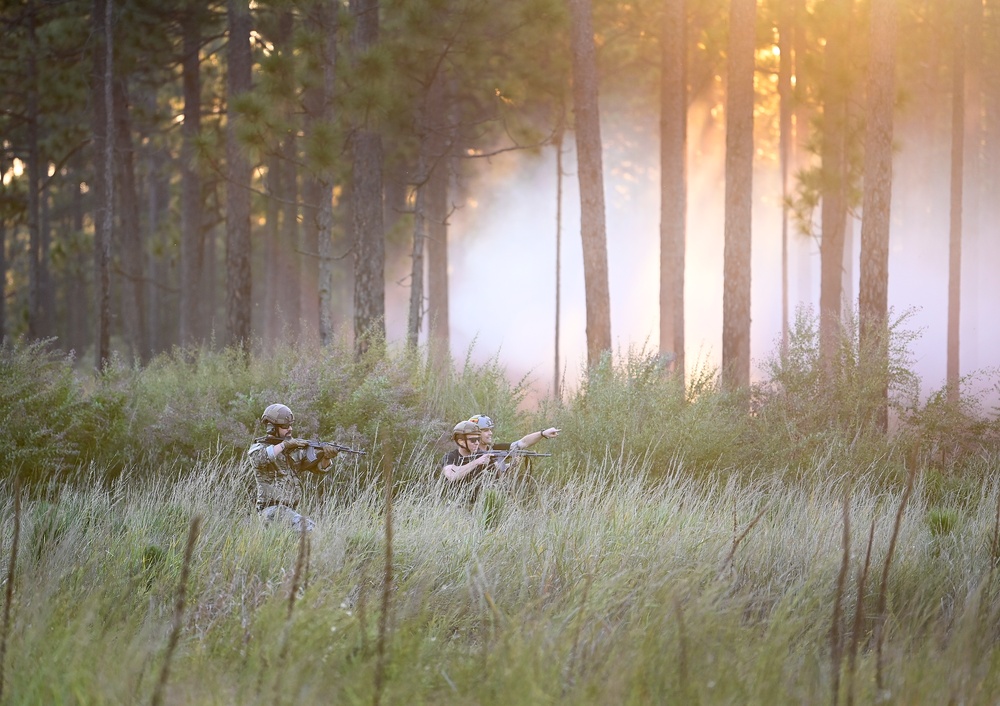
[512, 427, 561, 451]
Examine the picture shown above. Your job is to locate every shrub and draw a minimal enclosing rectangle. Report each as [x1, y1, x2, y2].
[0, 339, 94, 486]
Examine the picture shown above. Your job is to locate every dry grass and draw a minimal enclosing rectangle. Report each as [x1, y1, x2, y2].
[2, 453, 1000, 703]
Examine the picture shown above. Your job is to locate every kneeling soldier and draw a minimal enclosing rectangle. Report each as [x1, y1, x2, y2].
[247, 403, 338, 532]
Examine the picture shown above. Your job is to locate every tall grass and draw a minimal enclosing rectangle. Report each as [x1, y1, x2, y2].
[4, 454, 1000, 703]
[3, 309, 1000, 701]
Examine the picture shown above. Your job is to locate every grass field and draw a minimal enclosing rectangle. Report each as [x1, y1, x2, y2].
[4, 451, 1000, 705]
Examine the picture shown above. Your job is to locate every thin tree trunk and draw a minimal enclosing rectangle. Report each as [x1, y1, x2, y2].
[0, 209, 6, 345]
[819, 0, 853, 375]
[778, 0, 792, 356]
[721, 0, 756, 391]
[985, 0, 1000, 315]
[226, 0, 253, 352]
[143, 138, 168, 354]
[962, 0, 982, 368]
[114, 78, 148, 363]
[426, 143, 449, 367]
[554, 115, 564, 399]
[569, 0, 612, 369]
[407, 148, 427, 350]
[660, 0, 687, 379]
[791, 0, 812, 306]
[38, 185, 53, 338]
[947, 3, 966, 403]
[263, 153, 282, 345]
[302, 0, 337, 347]
[858, 0, 898, 433]
[180, 3, 204, 348]
[69, 165, 89, 355]
[276, 9, 301, 339]
[27, 1, 41, 340]
[408, 69, 448, 349]
[351, 0, 385, 358]
[93, 0, 114, 369]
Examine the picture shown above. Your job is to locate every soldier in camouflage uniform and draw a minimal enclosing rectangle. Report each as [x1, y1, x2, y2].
[247, 403, 338, 532]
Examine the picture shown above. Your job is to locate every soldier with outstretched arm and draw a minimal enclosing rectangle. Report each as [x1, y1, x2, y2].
[468, 414, 560, 472]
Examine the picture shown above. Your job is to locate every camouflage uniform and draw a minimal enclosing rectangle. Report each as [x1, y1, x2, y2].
[247, 438, 316, 532]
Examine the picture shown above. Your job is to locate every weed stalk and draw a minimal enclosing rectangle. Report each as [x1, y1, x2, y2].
[373, 446, 394, 706]
[272, 524, 310, 706]
[846, 519, 876, 706]
[151, 514, 202, 706]
[0, 482, 21, 705]
[874, 466, 915, 692]
[831, 494, 851, 706]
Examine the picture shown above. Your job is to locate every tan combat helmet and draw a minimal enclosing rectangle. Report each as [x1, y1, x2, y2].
[261, 403, 294, 432]
[452, 420, 480, 441]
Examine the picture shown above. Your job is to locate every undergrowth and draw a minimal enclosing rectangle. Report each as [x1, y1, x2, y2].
[2, 304, 999, 494]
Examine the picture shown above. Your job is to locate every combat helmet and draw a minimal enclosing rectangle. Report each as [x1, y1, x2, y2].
[261, 403, 294, 432]
[469, 414, 494, 430]
[452, 420, 480, 441]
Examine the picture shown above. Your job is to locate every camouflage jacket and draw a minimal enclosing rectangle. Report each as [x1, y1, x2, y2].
[248, 437, 310, 511]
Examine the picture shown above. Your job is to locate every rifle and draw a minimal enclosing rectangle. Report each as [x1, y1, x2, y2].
[302, 440, 366, 456]
[473, 449, 551, 458]
[265, 436, 366, 471]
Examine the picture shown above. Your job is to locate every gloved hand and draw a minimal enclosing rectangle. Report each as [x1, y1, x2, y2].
[282, 437, 308, 451]
[321, 444, 340, 459]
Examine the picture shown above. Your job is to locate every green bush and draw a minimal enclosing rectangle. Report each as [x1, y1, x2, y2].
[6, 302, 1000, 492]
[0, 339, 96, 485]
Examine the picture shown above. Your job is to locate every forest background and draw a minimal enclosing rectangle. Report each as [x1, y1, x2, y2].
[5, 1, 1000, 702]
[2, 0, 999, 404]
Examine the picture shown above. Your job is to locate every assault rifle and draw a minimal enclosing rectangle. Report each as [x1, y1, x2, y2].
[473, 449, 551, 459]
[265, 436, 366, 471]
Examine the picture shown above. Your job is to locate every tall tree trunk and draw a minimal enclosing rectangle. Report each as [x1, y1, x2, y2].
[791, 0, 812, 306]
[93, 0, 114, 369]
[660, 0, 686, 380]
[858, 0, 898, 432]
[407, 147, 427, 350]
[275, 9, 301, 340]
[408, 69, 448, 350]
[114, 78, 148, 363]
[554, 114, 565, 398]
[26, 1, 42, 340]
[302, 0, 338, 347]
[947, 3, 966, 403]
[180, 3, 204, 348]
[721, 0, 756, 391]
[818, 0, 852, 375]
[38, 185, 53, 338]
[778, 0, 793, 356]
[351, 0, 385, 358]
[0, 206, 6, 345]
[962, 0, 982, 369]
[985, 0, 1000, 314]
[569, 0, 612, 369]
[263, 152, 282, 345]
[143, 139, 169, 355]
[426, 140, 450, 368]
[226, 0, 253, 352]
[68, 166, 89, 356]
